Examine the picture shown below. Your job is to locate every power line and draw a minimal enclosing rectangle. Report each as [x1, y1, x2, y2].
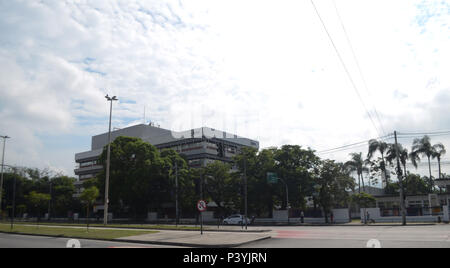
[316, 133, 393, 154]
[332, 0, 386, 136]
[310, 0, 382, 137]
[397, 130, 450, 137]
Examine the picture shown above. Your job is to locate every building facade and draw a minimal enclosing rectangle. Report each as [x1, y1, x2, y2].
[74, 124, 259, 196]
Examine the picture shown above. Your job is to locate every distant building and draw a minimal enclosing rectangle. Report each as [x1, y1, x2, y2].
[354, 181, 450, 217]
[73, 123, 259, 197]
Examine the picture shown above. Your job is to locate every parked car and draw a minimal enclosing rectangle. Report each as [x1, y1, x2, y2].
[222, 214, 251, 225]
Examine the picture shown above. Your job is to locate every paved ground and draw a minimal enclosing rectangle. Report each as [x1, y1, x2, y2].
[240, 224, 450, 248]
[2, 223, 450, 248]
[118, 229, 270, 247]
[0, 233, 183, 248]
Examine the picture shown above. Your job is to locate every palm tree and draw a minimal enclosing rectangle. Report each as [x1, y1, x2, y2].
[386, 143, 409, 178]
[367, 139, 389, 189]
[411, 135, 434, 191]
[345, 152, 369, 194]
[432, 143, 446, 180]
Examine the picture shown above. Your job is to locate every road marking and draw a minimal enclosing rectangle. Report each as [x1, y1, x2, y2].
[274, 230, 308, 239]
[366, 239, 382, 248]
[66, 239, 81, 248]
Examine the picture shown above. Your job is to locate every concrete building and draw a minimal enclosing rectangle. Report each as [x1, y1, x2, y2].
[74, 123, 259, 196]
[356, 179, 450, 217]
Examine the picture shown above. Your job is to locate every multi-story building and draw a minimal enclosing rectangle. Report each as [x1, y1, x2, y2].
[74, 123, 259, 196]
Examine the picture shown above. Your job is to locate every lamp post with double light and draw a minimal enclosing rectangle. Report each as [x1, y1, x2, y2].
[0, 135, 10, 219]
[103, 95, 118, 225]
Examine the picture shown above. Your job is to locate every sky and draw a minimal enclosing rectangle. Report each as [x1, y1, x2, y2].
[0, 0, 449, 181]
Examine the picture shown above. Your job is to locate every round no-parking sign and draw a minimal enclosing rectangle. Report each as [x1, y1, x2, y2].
[197, 200, 207, 212]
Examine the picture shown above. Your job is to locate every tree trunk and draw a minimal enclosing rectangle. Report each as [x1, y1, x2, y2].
[403, 163, 408, 194]
[438, 157, 442, 180]
[361, 172, 365, 192]
[381, 153, 389, 188]
[427, 156, 433, 192]
[358, 174, 361, 194]
[86, 204, 89, 232]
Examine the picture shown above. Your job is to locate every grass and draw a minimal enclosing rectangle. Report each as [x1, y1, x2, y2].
[1, 221, 201, 231]
[0, 224, 158, 240]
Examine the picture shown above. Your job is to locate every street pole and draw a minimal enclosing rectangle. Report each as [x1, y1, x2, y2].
[244, 157, 248, 230]
[104, 95, 118, 225]
[394, 131, 407, 226]
[11, 174, 16, 230]
[48, 180, 52, 221]
[0, 135, 10, 220]
[278, 177, 289, 224]
[175, 161, 179, 227]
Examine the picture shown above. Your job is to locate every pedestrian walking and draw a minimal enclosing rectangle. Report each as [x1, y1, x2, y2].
[300, 211, 304, 224]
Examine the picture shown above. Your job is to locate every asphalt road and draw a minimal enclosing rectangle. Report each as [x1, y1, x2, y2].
[2, 224, 450, 248]
[0, 233, 183, 248]
[240, 225, 450, 248]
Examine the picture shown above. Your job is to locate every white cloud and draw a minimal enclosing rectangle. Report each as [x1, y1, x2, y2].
[0, 0, 449, 178]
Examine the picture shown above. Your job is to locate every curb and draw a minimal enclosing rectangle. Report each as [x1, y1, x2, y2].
[2, 222, 271, 233]
[0, 230, 272, 248]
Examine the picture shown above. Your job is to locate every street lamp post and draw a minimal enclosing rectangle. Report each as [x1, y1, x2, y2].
[175, 161, 179, 226]
[104, 95, 118, 225]
[48, 179, 52, 221]
[11, 173, 16, 230]
[244, 157, 248, 230]
[0, 135, 10, 219]
[278, 177, 289, 224]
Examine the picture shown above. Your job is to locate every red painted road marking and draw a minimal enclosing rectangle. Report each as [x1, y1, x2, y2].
[274, 230, 309, 239]
[108, 246, 155, 248]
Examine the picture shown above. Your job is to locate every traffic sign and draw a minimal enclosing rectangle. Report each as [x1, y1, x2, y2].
[267, 172, 278, 184]
[197, 200, 207, 212]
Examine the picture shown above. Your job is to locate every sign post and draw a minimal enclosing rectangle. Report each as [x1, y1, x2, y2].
[197, 200, 207, 235]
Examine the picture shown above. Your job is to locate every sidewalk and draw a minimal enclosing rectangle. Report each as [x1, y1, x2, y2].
[1, 223, 272, 248]
[117, 229, 272, 248]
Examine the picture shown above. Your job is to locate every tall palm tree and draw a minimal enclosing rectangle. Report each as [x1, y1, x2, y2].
[367, 139, 389, 189]
[345, 152, 369, 193]
[432, 143, 446, 180]
[411, 135, 434, 191]
[386, 143, 409, 178]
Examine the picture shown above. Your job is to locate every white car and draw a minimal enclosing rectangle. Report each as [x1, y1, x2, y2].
[222, 214, 251, 225]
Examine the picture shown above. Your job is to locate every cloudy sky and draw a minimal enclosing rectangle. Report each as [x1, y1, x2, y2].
[0, 0, 449, 180]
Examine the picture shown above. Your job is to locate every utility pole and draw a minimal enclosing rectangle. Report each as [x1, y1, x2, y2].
[394, 131, 407, 226]
[104, 95, 118, 225]
[0, 135, 10, 219]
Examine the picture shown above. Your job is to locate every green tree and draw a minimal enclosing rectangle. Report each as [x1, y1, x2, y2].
[79, 186, 99, 231]
[351, 192, 376, 208]
[411, 135, 435, 190]
[203, 161, 241, 216]
[97, 136, 168, 218]
[316, 160, 355, 223]
[344, 152, 369, 193]
[367, 139, 389, 189]
[403, 173, 430, 195]
[273, 145, 320, 210]
[26, 191, 50, 223]
[49, 176, 77, 217]
[386, 143, 409, 178]
[233, 147, 276, 217]
[432, 143, 446, 180]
